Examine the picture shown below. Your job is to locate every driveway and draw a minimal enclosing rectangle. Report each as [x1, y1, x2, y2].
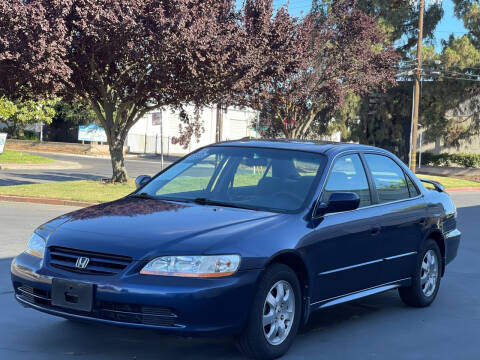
[0, 192, 478, 359]
[0, 152, 177, 186]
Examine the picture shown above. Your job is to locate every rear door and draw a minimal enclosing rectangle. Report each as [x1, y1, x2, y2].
[362, 153, 427, 283]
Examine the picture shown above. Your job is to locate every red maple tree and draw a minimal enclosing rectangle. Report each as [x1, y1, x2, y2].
[1, 0, 302, 182]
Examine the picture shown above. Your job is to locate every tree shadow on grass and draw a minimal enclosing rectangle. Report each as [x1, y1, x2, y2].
[1, 171, 103, 185]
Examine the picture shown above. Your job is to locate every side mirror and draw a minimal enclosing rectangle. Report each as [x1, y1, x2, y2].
[315, 192, 360, 217]
[135, 175, 152, 189]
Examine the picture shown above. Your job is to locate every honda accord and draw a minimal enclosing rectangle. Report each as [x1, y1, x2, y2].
[11, 140, 461, 359]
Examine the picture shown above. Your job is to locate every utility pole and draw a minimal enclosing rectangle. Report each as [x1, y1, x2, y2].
[410, 0, 425, 173]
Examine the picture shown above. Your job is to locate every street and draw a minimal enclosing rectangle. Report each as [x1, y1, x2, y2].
[0, 152, 177, 186]
[0, 192, 478, 359]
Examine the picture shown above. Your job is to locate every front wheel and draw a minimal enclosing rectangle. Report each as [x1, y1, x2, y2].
[236, 263, 302, 360]
[399, 239, 442, 307]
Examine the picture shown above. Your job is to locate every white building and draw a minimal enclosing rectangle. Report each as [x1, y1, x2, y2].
[126, 105, 259, 156]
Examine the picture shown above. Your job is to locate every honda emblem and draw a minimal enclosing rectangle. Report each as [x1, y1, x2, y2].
[75, 256, 90, 269]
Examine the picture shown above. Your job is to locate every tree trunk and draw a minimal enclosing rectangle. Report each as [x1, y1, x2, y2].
[101, 104, 129, 183]
[90, 99, 139, 183]
[108, 133, 128, 183]
[216, 104, 223, 142]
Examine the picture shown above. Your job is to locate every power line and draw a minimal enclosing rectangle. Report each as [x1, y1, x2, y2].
[438, 75, 480, 81]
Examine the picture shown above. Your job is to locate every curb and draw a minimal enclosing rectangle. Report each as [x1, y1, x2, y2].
[445, 187, 480, 193]
[0, 195, 97, 207]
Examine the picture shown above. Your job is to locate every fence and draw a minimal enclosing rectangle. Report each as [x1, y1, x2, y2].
[126, 134, 196, 156]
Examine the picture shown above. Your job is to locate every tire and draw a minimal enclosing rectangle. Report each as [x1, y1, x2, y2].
[399, 239, 442, 307]
[236, 263, 302, 360]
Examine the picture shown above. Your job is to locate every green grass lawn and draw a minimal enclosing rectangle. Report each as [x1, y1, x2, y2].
[0, 149, 54, 164]
[419, 174, 480, 189]
[0, 180, 135, 203]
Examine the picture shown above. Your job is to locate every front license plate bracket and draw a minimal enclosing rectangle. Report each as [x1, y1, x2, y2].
[51, 279, 94, 312]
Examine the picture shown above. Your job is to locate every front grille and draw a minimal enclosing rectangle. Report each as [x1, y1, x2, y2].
[14, 282, 179, 328]
[443, 216, 457, 233]
[48, 247, 132, 276]
[15, 284, 51, 306]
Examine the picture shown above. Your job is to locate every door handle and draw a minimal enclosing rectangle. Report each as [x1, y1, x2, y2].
[371, 226, 381, 235]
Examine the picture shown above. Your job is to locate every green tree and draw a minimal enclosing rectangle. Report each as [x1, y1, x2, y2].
[0, 97, 17, 121]
[443, 34, 480, 69]
[313, 0, 444, 54]
[47, 101, 98, 142]
[454, 0, 480, 45]
[0, 97, 56, 138]
[414, 1, 480, 147]
[431, 33, 480, 147]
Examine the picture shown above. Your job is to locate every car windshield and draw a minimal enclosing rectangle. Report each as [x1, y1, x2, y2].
[138, 146, 326, 213]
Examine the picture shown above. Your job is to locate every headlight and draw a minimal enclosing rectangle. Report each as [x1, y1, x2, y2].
[26, 233, 46, 258]
[140, 255, 241, 277]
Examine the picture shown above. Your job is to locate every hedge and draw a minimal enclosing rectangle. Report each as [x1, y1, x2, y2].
[421, 152, 480, 168]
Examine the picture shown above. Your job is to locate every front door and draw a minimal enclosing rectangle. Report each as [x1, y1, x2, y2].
[305, 153, 384, 302]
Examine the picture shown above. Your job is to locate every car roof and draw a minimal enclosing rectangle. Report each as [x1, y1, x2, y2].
[212, 139, 382, 156]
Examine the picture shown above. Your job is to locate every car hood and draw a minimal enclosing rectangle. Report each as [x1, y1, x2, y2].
[42, 197, 279, 260]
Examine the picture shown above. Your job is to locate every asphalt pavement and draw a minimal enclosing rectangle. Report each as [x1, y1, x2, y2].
[0, 152, 177, 186]
[0, 192, 479, 359]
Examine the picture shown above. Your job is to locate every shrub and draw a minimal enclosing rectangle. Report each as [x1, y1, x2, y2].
[421, 152, 440, 166]
[421, 152, 480, 168]
[450, 153, 480, 168]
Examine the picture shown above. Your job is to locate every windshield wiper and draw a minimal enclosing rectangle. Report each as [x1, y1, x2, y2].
[129, 192, 157, 200]
[192, 198, 255, 210]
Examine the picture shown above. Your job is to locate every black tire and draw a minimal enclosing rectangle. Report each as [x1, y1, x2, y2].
[236, 263, 302, 360]
[399, 239, 442, 307]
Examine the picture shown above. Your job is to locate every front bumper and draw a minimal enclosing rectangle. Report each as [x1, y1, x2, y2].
[11, 252, 262, 336]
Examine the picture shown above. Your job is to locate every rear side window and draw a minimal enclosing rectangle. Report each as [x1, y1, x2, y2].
[364, 154, 410, 204]
[323, 154, 371, 208]
[406, 175, 420, 197]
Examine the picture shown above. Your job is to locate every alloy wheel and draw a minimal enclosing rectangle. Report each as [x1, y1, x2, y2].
[262, 280, 295, 346]
[421, 249, 439, 297]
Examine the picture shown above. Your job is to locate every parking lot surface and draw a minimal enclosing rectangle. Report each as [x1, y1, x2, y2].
[0, 192, 478, 359]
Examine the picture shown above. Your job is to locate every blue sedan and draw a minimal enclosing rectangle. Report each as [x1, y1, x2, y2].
[11, 140, 460, 359]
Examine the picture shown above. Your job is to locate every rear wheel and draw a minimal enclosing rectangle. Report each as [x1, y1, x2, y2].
[236, 263, 302, 360]
[399, 239, 442, 307]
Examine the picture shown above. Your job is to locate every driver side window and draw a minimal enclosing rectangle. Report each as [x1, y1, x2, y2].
[323, 154, 372, 208]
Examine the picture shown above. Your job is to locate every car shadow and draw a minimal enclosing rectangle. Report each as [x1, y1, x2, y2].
[300, 290, 404, 335]
[14, 291, 407, 360]
[2, 261, 406, 360]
